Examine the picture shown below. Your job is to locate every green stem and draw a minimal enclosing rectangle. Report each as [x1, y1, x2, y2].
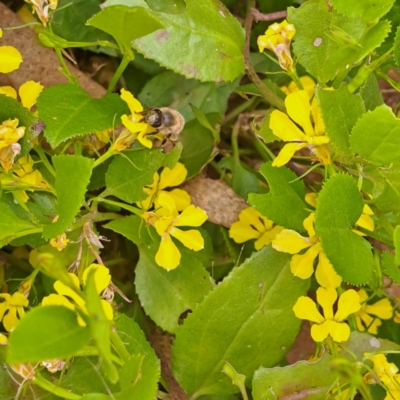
[54, 48, 77, 85]
[223, 97, 257, 126]
[9, 228, 43, 241]
[92, 197, 143, 216]
[93, 149, 118, 169]
[33, 372, 81, 399]
[69, 212, 123, 231]
[209, 160, 232, 185]
[107, 55, 131, 95]
[35, 146, 56, 177]
[110, 330, 131, 363]
[252, 136, 275, 161]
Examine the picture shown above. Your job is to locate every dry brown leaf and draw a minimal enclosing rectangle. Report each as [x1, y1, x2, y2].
[0, 3, 105, 97]
[182, 175, 248, 228]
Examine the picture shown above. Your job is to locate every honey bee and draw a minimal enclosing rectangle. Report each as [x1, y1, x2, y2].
[144, 107, 185, 143]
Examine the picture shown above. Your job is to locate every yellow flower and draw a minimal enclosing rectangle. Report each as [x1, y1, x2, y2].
[354, 290, 392, 334]
[0, 292, 29, 332]
[137, 162, 191, 211]
[146, 192, 208, 270]
[269, 90, 331, 167]
[0, 334, 7, 345]
[257, 20, 296, 70]
[280, 76, 316, 99]
[293, 287, 361, 342]
[25, 0, 58, 25]
[49, 232, 70, 251]
[229, 207, 283, 250]
[0, 118, 25, 171]
[0, 42, 23, 73]
[42, 264, 113, 326]
[114, 89, 156, 150]
[272, 213, 342, 288]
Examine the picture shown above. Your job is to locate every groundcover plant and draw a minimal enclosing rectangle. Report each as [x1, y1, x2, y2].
[2, 0, 400, 398]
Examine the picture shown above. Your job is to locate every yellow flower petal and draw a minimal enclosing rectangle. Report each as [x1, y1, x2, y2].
[285, 91, 314, 137]
[54, 274, 85, 308]
[310, 97, 325, 136]
[316, 286, 337, 320]
[137, 129, 153, 149]
[305, 192, 318, 208]
[303, 213, 316, 238]
[240, 207, 274, 232]
[3, 308, 21, 331]
[255, 225, 283, 250]
[155, 234, 181, 270]
[0, 333, 8, 345]
[164, 189, 192, 211]
[120, 88, 143, 115]
[272, 142, 309, 167]
[357, 213, 374, 232]
[290, 243, 320, 279]
[100, 299, 113, 321]
[157, 192, 178, 215]
[356, 309, 381, 334]
[328, 321, 351, 342]
[175, 205, 208, 227]
[229, 221, 260, 243]
[42, 293, 75, 311]
[82, 264, 111, 294]
[270, 110, 306, 142]
[19, 80, 44, 109]
[335, 289, 361, 321]
[281, 76, 315, 99]
[312, 144, 331, 165]
[364, 298, 393, 319]
[363, 204, 373, 215]
[311, 320, 332, 342]
[315, 251, 342, 289]
[159, 162, 187, 189]
[272, 229, 311, 254]
[154, 215, 174, 236]
[0, 46, 23, 73]
[170, 227, 204, 251]
[0, 86, 17, 98]
[293, 296, 324, 323]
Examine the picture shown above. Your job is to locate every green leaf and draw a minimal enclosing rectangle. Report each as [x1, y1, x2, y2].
[105, 216, 213, 333]
[330, 0, 394, 23]
[382, 251, 400, 285]
[104, 148, 166, 203]
[314, 174, 374, 285]
[252, 110, 277, 144]
[37, 84, 128, 148]
[179, 119, 215, 179]
[395, 225, 400, 265]
[350, 104, 400, 164]
[359, 73, 384, 111]
[113, 313, 160, 399]
[81, 395, 111, 400]
[0, 94, 37, 156]
[7, 306, 90, 364]
[144, 0, 186, 13]
[51, 0, 113, 44]
[316, 85, 365, 158]
[139, 71, 237, 123]
[87, 5, 164, 56]
[288, 0, 389, 83]
[248, 163, 309, 232]
[0, 199, 39, 247]
[172, 246, 308, 398]
[43, 155, 93, 240]
[106, 0, 245, 82]
[252, 353, 335, 400]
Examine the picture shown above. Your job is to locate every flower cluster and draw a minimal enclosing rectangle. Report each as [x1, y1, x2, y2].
[143, 192, 208, 270]
[257, 20, 296, 70]
[364, 354, 400, 399]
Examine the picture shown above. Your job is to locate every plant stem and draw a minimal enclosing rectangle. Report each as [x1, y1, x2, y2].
[34, 146, 56, 177]
[110, 330, 131, 363]
[92, 197, 143, 216]
[33, 373, 81, 399]
[107, 55, 130, 94]
[244, 0, 285, 111]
